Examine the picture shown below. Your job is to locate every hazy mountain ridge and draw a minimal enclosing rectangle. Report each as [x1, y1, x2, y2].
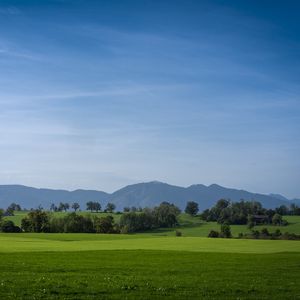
[0, 182, 297, 211]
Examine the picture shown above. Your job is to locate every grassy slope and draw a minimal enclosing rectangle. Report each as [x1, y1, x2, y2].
[0, 250, 299, 299]
[145, 214, 300, 237]
[2, 213, 300, 299]
[1, 233, 300, 253]
[0, 225, 300, 299]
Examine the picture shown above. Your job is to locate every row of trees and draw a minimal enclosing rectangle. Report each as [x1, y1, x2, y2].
[275, 204, 300, 216]
[207, 224, 300, 240]
[238, 228, 300, 240]
[50, 202, 79, 212]
[200, 199, 289, 226]
[20, 210, 119, 233]
[2, 202, 181, 234]
[120, 202, 181, 233]
[0, 203, 22, 217]
[208, 224, 232, 238]
[2, 200, 300, 216]
[50, 201, 117, 213]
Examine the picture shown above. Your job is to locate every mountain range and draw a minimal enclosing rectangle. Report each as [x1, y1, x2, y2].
[0, 182, 299, 211]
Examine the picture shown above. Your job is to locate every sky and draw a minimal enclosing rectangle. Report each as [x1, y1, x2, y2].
[0, 0, 299, 198]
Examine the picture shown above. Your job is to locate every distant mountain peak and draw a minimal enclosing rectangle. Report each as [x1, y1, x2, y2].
[208, 183, 223, 189]
[146, 180, 166, 185]
[0, 182, 294, 211]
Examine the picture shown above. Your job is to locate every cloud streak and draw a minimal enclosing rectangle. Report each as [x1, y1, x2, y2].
[0, 6, 21, 15]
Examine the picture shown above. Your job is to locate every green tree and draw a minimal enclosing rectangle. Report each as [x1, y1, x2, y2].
[72, 202, 80, 212]
[220, 224, 232, 238]
[86, 201, 101, 213]
[106, 202, 116, 213]
[153, 202, 180, 228]
[94, 216, 114, 233]
[86, 201, 94, 212]
[201, 199, 271, 225]
[247, 215, 255, 229]
[272, 213, 282, 225]
[7, 203, 21, 212]
[185, 201, 199, 216]
[58, 202, 65, 212]
[64, 203, 70, 212]
[94, 202, 101, 213]
[50, 203, 57, 212]
[290, 204, 300, 215]
[62, 213, 94, 233]
[275, 205, 289, 216]
[21, 210, 50, 232]
[5, 207, 14, 216]
[119, 212, 140, 233]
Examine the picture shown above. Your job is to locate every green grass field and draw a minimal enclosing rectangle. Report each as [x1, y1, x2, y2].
[0, 250, 299, 300]
[2, 212, 300, 299]
[0, 233, 299, 299]
[1, 233, 300, 253]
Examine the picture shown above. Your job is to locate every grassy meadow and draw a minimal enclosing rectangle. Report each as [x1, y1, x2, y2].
[0, 249, 299, 300]
[1, 233, 300, 253]
[1, 211, 300, 299]
[0, 234, 300, 299]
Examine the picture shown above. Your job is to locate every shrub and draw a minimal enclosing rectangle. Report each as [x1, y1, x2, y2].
[274, 229, 282, 237]
[260, 228, 270, 237]
[220, 224, 232, 238]
[208, 230, 219, 238]
[175, 230, 182, 237]
[251, 230, 260, 239]
[0, 220, 21, 233]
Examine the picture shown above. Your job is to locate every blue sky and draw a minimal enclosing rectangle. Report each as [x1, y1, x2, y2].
[0, 0, 299, 198]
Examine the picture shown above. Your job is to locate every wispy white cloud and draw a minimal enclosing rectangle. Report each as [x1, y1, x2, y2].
[0, 6, 21, 15]
[0, 37, 43, 61]
[0, 47, 42, 61]
[0, 81, 192, 105]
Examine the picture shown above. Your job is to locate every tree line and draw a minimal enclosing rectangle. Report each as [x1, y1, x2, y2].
[200, 199, 294, 227]
[0, 201, 182, 233]
[119, 202, 181, 233]
[21, 211, 119, 234]
[49, 201, 116, 213]
[1, 198, 300, 234]
[208, 224, 300, 240]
